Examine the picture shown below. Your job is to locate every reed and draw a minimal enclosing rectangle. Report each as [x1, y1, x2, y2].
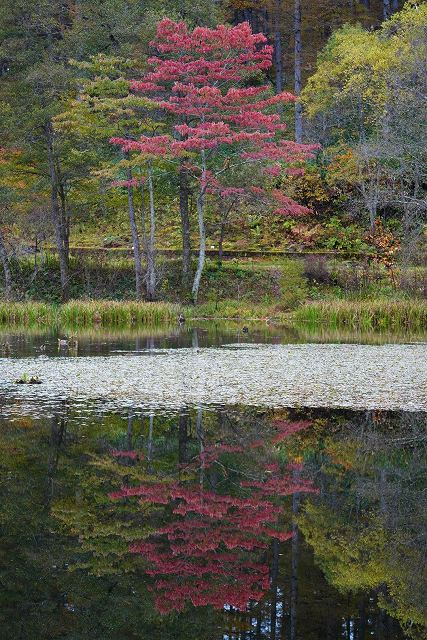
[59, 300, 182, 326]
[0, 300, 182, 327]
[293, 299, 427, 331]
[1, 299, 426, 330]
[0, 302, 56, 326]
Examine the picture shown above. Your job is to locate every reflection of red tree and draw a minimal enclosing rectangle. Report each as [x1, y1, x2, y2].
[109, 418, 317, 614]
[241, 471, 318, 497]
[271, 420, 312, 443]
[124, 485, 280, 613]
[111, 469, 316, 613]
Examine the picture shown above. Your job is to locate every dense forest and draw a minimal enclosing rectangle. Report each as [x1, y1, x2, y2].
[0, 0, 425, 309]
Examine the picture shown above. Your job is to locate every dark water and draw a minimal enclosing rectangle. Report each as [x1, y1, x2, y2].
[0, 329, 426, 639]
[1, 322, 426, 359]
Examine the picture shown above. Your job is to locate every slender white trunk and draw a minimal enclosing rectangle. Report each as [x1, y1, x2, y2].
[126, 167, 143, 299]
[191, 152, 207, 304]
[146, 163, 156, 301]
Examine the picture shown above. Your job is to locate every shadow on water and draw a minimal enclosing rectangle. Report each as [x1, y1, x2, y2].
[0, 402, 425, 639]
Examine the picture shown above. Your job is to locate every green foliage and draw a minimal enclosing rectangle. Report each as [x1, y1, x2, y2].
[302, 2, 427, 247]
[300, 502, 387, 591]
[199, 258, 307, 309]
[320, 217, 370, 252]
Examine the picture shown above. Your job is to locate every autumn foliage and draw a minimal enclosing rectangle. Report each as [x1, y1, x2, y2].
[111, 18, 318, 300]
[112, 18, 317, 209]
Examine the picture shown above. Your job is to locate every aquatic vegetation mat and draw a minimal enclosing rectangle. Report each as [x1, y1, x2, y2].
[1, 343, 426, 416]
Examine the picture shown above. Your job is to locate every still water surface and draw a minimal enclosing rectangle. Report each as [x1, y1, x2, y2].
[0, 325, 425, 639]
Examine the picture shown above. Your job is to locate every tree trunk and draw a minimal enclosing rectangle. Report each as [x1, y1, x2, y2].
[140, 182, 148, 249]
[58, 180, 70, 267]
[178, 411, 189, 465]
[0, 227, 12, 299]
[179, 161, 192, 295]
[125, 162, 143, 300]
[383, 0, 392, 20]
[274, 0, 284, 94]
[146, 163, 156, 301]
[294, 0, 303, 143]
[358, 598, 367, 640]
[391, 0, 399, 13]
[46, 125, 69, 302]
[360, 0, 371, 8]
[218, 219, 226, 265]
[270, 538, 279, 640]
[290, 472, 300, 640]
[127, 412, 133, 450]
[191, 153, 207, 304]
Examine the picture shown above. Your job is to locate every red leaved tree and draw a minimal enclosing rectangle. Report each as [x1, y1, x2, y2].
[112, 19, 318, 303]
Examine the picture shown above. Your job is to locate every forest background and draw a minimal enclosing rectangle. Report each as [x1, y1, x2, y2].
[0, 0, 425, 318]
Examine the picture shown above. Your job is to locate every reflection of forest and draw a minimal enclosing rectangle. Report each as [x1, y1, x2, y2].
[2, 323, 425, 360]
[0, 405, 425, 639]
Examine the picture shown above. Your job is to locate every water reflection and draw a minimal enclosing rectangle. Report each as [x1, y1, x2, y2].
[0, 404, 425, 639]
[109, 416, 316, 615]
[1, 323, 426, 359]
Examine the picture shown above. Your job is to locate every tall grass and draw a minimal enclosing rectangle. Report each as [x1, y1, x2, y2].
[0, 302, 56, 326]
[1, 298, 426, 330]
[0, 300, 182, 327]
[293, 300, 427, 331]
[60, 300, 181, 327]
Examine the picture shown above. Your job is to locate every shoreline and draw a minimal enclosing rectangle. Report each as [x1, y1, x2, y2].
[0, 299, 426, 332]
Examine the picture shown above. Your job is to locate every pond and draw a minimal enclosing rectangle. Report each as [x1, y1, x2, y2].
[0, 325, 426, 639]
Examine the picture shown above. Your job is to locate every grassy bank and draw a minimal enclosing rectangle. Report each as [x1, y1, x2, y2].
[0, 298, 426, 332]
[0, 254, 306, 305]
[293, 300, 427, 331]
[186, 300, 287, 321]
[0, 301, 182, 328]
[0, 299, 285, 327]
[0, 256, 426, 331]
